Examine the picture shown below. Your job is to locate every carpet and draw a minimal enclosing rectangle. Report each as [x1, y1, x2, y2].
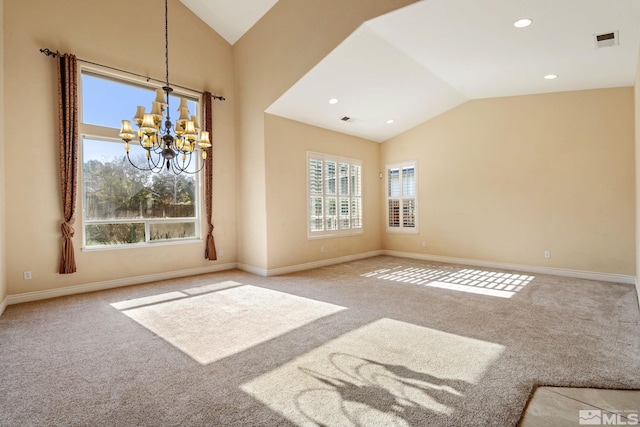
[0, 256, 638, 426]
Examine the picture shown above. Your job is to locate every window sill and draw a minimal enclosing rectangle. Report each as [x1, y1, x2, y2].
[307, 230, 364, 240]
[385, 229, 419, 235]
[81, 238, 202, 252]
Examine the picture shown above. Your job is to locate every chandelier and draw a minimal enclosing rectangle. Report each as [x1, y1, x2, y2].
[118, 0, 210, 175]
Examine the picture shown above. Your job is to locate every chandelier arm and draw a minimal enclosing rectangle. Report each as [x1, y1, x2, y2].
[169, 155, 189, 175]
[169, 159, 182, 175]
[143, 144, 164, 168]
[125, 148, 165, 172]
[126, 152, 155, 172]
[167, 152, 205, 175]
[183, 153, 205, 174]
[125, 154, 146, 171]
[192, 155, 206, 173]
[149, 150, 165, 170]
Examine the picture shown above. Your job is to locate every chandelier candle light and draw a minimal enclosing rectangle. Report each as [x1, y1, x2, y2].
[118, 0, 210, 174]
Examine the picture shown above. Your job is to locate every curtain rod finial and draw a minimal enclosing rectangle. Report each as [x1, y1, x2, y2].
[40, 48, 58, 58]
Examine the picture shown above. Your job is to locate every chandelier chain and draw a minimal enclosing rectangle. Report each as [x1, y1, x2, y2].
[164, 0, 169, 89]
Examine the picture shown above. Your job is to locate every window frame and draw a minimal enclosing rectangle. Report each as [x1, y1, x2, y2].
[385, 160, 419, 234]
[307, 151, 363, 239]
[78, 65, 204, 250]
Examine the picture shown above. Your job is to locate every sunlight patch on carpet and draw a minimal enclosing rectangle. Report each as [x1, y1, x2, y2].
[241, 318, 504, 426]
[112, 283, 346, 364]
[363, 266, 534, 298]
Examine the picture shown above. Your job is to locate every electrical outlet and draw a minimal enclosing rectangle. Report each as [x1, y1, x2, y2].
[544, 251, 551, 259]
[320, 246, 325, 253]
[218, 249, 224, 257]
[421, 241, 427, 248]
[23, 271, 32, 280]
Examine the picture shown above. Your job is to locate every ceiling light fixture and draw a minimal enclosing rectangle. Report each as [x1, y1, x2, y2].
[544, 74, 558, 80]
[329, 98, 339, 104]
[513, 18, 533, 28]
[118, 0, 211, 175]
[386, 119, 394, 124]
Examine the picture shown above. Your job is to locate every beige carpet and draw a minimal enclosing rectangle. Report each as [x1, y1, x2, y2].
[0, 256, 638, 426]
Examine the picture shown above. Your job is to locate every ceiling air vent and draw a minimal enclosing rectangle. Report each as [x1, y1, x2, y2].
[594, 31, 619, 48]
[341, 116, 353, 122]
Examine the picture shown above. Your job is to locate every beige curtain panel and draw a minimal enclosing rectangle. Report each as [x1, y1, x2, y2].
[56, 53, 79, 274]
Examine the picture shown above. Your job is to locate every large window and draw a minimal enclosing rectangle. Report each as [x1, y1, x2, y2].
[386, 161, 418, 233]
[80, 70, 201, 248]
[308, 152, 362, 238]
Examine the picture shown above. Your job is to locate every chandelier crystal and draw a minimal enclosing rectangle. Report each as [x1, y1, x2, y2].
[118, 0, 210, 175]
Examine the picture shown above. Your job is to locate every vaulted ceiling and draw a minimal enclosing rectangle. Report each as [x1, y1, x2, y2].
[180, 0, 640, 142]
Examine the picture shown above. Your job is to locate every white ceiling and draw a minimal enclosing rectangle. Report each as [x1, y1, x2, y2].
[179, 0, 279, 45]
[185, 0, 640, 142]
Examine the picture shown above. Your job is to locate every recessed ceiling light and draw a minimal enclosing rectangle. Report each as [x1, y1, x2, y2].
[329, 98, 338, 105]
[386, 119, 394, 124]
[544, 74, 558, 80]
[514, 18, 532, 28]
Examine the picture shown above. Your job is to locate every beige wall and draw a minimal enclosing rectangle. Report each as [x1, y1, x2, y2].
[264, 115, 381, 270]
[636, 48, 640, 302]
[0, 0, 6, 308]
[3, 0, 236, 296]
[382, 88, 636, 275]
[2, 0, 636, 305]
[233, 0, 416, 271]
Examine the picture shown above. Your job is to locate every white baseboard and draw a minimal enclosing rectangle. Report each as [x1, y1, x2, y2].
[5, 263, 237, 306]
[3, 251, 634, 312]
[383, 250, 636, 285]
[0, 296, 7, 316]
[237, 250, 384, 277]
[236, 263, 268, 277]
[267, 250, 384, 276]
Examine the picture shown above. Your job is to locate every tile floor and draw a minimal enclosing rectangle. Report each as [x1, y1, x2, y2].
[519, 387, 640, 426]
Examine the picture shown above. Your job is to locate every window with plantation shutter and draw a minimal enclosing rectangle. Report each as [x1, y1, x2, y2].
[386, 161, 418, 233]
[308, 152, 362, 238]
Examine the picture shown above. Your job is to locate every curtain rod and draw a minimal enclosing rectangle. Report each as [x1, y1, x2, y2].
[39, 48, 226, 101]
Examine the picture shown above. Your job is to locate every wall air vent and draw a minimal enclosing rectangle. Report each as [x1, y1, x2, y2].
[594, 31, 619, 48]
